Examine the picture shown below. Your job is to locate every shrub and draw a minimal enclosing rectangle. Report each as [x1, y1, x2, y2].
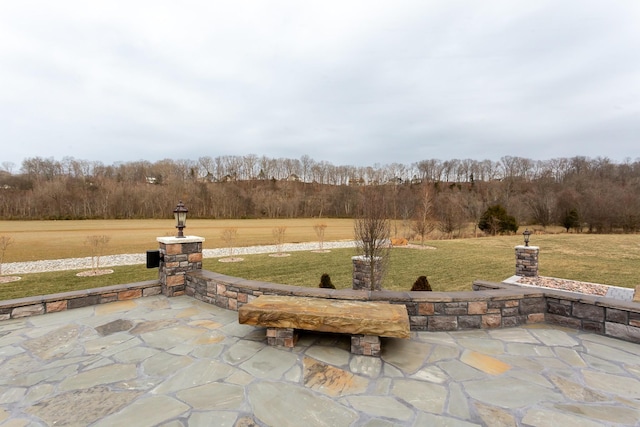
[411, 275, 432, 291]
[319, 273, 336, 289]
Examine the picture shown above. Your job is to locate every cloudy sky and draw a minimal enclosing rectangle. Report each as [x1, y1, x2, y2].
[1, 1, 639, 170]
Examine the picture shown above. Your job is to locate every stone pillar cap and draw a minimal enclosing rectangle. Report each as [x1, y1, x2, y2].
[515, 245, 539, 250]
[157, 236, 205, 244]
[351, 255, 382, 261]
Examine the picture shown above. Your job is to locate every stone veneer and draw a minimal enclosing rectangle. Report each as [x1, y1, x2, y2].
[515, 245, 539, 277]
[1, 271, 639, 345]
[157, 236, 204, 297]
[474, 280, 640, 344]
[0, 281, 160, 321]
[351, 256, 383, 291]
[185, 270, 548, 332]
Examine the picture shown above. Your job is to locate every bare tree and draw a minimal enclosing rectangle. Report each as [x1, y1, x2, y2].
[85, 235, 111, 273]
[1, 162, 15, 174]
[411, 218, 435, 246]
[0, 235, 14, 275]
[354, 188, 390, 290]
[411, 184, 435, 245]
[220, 227, 238, 258]
[313, 222, 328, 251]
[435, 192, 467, 238]
[272, 226, 287, 255]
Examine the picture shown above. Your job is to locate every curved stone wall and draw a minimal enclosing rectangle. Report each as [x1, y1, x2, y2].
[185, 270, 547, 332]
[185, 269, 640, 343]
[1, 268, 637, 345]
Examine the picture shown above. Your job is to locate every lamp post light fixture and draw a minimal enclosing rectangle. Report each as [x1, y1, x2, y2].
[523, 228, 531, 247]
[173, 200, 188, 238]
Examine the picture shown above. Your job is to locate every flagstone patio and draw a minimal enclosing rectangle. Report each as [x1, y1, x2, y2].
[1, 295, 639, 426]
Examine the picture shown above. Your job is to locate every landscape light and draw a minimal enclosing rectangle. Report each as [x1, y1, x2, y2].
[523, 229, 531, 247]
[174, 201, 188, 238]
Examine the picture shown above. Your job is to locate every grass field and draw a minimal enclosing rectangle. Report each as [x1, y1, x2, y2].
[0, 218, 356, 262]
[0, 219, 638, 301]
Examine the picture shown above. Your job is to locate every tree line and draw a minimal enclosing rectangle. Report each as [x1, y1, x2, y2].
[1, 154, 639, 234]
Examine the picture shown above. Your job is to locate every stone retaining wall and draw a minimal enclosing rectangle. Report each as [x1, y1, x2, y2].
[2, 270, 638, 345]
[185, 270, 548, 332]
[0, 280, 160, 321]
[473, 280, 640, 343]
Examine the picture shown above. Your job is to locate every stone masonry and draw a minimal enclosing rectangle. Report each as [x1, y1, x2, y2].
[515, 245, 539, 277]
[157, 236, 204, 297]
[352, 256, 383, 291]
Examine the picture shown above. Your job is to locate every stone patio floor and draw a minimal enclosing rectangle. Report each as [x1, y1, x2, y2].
[1, 295, 639, 427]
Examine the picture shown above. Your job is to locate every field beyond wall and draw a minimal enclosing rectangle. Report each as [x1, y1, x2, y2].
[0, 219, 638, 302]
[0, 218, 356, 262]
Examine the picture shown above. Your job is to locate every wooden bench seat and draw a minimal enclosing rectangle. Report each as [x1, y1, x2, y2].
[238, 295, 410, 356]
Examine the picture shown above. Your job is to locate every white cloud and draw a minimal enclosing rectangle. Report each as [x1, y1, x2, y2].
[1, 1, 639, 168]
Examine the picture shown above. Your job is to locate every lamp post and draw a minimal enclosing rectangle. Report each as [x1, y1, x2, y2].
[174, 201, 188, 238]
[522, 229, 531, 247]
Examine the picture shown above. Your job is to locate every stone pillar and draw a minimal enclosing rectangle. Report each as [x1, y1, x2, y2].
[352, 256, 383, 291]
[351, 335, 381, 356]
[515, 245, 539, 277]
[266, 328, 298, 347]
[157, 236, 205, 297]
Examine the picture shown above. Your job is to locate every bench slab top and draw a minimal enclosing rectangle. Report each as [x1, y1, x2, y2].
[238, 295, 410, 339]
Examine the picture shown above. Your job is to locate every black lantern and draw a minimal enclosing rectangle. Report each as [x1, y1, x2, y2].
[523, 229, 531, 247]
[173, 201, 188, 238]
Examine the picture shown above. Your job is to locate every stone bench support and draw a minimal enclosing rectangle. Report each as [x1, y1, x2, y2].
[351, 335, 381, 356]
[266, 327, 298, 347]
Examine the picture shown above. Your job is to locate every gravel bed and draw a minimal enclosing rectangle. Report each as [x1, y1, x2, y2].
[1, 241, 357, 275]
[516, 276, 609, 296]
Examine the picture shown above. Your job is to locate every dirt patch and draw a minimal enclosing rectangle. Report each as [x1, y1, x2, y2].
[395, 244, 436, 250]
[218, 257, 245, 263]
[269, 253, 291, 257]
[310, 250, 331, 253]
[76, 269, 114, 277]
[0, 276, 21, 284]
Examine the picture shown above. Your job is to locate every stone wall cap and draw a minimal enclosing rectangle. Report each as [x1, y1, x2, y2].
[157, 236, 205, 244]
[515, 245, 539, 249]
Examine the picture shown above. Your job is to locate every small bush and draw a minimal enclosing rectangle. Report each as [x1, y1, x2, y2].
[319, 273, 336, 289]
[411, 275, 432, 291]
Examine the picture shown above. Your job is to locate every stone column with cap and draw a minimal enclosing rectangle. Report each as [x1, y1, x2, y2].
[352, 255, 383, 291]
[157, 236, 204, 297]
[515, 245, 539, 277]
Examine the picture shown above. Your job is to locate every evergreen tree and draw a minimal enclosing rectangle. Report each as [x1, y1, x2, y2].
[478, 205, 518, 235]
[562, 208, 580, 233]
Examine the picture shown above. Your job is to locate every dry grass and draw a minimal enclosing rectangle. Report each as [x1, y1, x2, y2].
[0, 218, 356, 262]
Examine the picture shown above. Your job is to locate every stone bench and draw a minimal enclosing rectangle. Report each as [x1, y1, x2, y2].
[238, 295, 410, 356]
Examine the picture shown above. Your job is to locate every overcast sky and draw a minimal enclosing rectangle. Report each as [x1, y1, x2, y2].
[1, 1, 639, 170]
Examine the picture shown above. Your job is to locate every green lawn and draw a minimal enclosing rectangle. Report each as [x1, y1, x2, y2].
[1, 233, 638, 301]
[0, 265, 157, 301]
